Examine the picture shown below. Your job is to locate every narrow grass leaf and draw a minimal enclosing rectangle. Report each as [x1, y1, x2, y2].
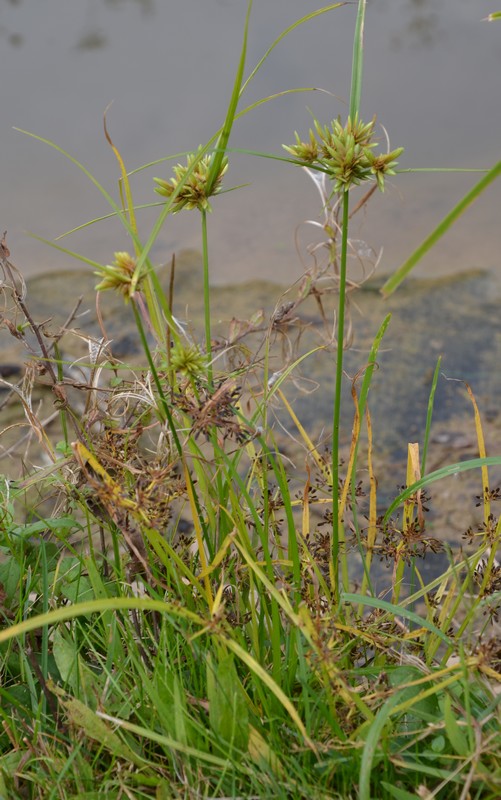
[0, 597, 203, 645]
[52, 629, 84, 696]
[277, 386, 332, 483]
[221, 636, 315, 750]
[357, 313, 392, 420]
[341, 592, 454, 646]
[96, 712, 241, 771]
[172, 675, 189, 748]
[339, 382, 362, 524]
[463, 381, 490, 522]
[381, 782, 423, 800]
[240, 5, 345, 97]
[383, 456, 501, 524]
[359, 685, 410, 800]
[14, 128, 131, 231]
[382, 159, 501, 296]
[420, 355, 441, 475]
[358, 405, 377, 601]
[349, 0, 367, 118]
[248, 726, 284, 775]
[207, 1, 251, 194]
[183, 460, 213, 606]
[103, 111, 137, 239]
[26, 232, 104, 270]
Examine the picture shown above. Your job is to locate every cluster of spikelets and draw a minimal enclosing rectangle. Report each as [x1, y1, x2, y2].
[283, 114, 403, 193]
[94, 116, 401, 301]
[94, 250, 141, 302]
[153, 149, 229, 213]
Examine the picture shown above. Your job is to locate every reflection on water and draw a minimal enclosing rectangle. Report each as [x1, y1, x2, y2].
[1, 0, 155, 53]
[76, 28, 108, 51]
[77, 0, 155, 50]
[0, 0, 453, 51]
[390, 0, 441, 49]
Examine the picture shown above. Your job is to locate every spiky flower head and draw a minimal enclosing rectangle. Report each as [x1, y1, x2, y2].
[154, 148, 228, 213]
[365, 147, 405, 192]
[283, 114, 403, 194]
[95, 251, 142, 302]
[170, 341, 207, 380]
[282, 129, 319, 163]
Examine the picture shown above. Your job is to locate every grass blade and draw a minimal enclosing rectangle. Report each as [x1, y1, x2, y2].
[240, 4, 345, 97]
[207, 0, 252, 195]
[341, 592, 454, 646]
[0, 598, 203, 645]
[383, 455, 501, 523]
[382, 159, 501, 296]
[349, 0, 367, 118]
[420, 355, 441, 475]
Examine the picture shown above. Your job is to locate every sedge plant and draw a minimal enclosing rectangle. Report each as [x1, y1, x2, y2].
[1, 2, 501, 799]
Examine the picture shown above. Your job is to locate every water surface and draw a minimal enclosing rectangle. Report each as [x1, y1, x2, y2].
[0, 0, 499, 285]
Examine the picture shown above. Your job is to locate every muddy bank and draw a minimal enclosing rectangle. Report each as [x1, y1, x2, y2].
[1, 251, 501, 574]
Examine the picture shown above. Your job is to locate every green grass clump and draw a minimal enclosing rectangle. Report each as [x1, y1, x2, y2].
[1, 2, 501, 798]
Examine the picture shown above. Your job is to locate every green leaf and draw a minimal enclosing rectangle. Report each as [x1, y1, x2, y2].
[52, 629, 101, 704]
[0, 558, 21, 604]
[12, 516, 79, 540]
[381, 782, 421, 800]
[431, 734, 446, 753]
[52, 629, 79, 688]
[0, 597, 203, 646]
[207, 652, 249, 754]
[350, 0, 367, 118]
[443, 693, 469, 756]
[421, 356, 442, 475]
[359, 685, 411, 800]
[156, 782, 172, 800]
[52, 684, 143, 766]
[55, 440, 75, 457]
[240, 4, 345, 97]
[172, 674, 189, 747]
[389, 666, 439, 724]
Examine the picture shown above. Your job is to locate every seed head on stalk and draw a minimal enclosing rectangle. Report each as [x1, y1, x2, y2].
[154, 148, 228, 213]
[95, 251, 143, 302]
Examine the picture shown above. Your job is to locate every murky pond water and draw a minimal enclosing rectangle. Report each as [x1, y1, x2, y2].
[0, 0, 499, 285]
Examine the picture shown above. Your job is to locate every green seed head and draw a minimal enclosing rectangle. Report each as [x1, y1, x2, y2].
[170, 341, 207, 379]
[284, 114, 403, 194]
[95, 251, 140, 302]
[154, 149, 228, 213]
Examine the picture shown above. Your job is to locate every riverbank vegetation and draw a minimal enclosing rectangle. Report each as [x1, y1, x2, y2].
[1, 3, 501, 798]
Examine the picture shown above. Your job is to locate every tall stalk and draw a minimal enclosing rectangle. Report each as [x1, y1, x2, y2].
[283, 0, 401, 605]
[331, 0, 366, 602]
[200, 208, 213, 389]
[331, 190, 350, 600]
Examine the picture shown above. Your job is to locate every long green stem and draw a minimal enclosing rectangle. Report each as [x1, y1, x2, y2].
[331, 189, 350, 601]
[201, 207, 226, 545]
[201, 209, 213, 388]
[131, 299, 183, 458]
